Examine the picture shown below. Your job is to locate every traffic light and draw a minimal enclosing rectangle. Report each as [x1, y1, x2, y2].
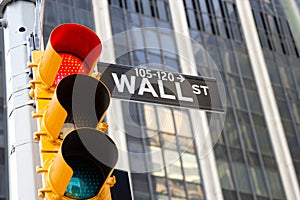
[29, 24, 118, 200]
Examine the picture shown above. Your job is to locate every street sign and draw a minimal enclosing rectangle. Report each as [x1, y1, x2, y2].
[99, 62, 224, 112]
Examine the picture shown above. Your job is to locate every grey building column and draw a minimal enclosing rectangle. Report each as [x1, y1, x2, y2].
[92, 0, 134, 199]
[168, 0, 224, 199]
[236, 1, 300, 199]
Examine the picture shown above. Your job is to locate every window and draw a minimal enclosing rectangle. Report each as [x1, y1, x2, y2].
[184, 0, 243, 41]
[254, 118, 273, 155]
[186, 9, 199, 29]
[231, 148, 244, 163]
[224, 110, 241, 148]
[174, 110, 192, 137]
[144, 105, 158, 130]
[111, 0, 171, 21]
[253, 11, 264, 29]
[266, 170, 285, 199]
[212, 0, 222, 17]
[74, 0, 92, 10]
[156, 0, 169, 21]
[157, 107, 175, 134]
[232, 163, 252, 194]
[187, 182, 204, 200]
[279, 66, 295, 89]
[248, 153, 268, 196]
[231, 87, 247, 110]
[223, 189, 238, 200]
[149, 146, 165, 174]
[226, 3, 237, 21]
[59, 4, 74, 23]
[246, 90, 263, 114]
[252, 7, 299, 57]
[0, 164, 6, 198]
[222, 51, 238, 74]
[163, 133, 177, 151]
[217, 160, 235, 190]
[131, 173, 151, 199]
[169, 179, 187, 199]
[164, 150, 183, 180]
[160, 33, 176, 53]
[152, 176, 168, 196]
[0, 149, 3, 165]
[182, 153, 201, 183]
[277, 100, 291, 120]
[44, 1, 57, 24]
[202, 14, 213, 33]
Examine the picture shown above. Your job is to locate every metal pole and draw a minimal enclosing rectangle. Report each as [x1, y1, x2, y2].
[1, 0, 42, 199]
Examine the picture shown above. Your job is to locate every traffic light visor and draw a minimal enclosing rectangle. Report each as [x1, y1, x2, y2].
[43, 74, 111, 140]
[48, 128, 118, 199]
[39, 23, 102, 87]
[56, 74, 111, 128]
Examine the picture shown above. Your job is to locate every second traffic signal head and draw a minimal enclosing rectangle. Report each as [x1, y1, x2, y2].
[42, 74, 111, 140]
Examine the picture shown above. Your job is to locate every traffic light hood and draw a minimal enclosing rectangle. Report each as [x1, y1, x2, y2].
[38, 23, 102, 87]
[49, 128, 118, 198]
[43, 74, 111, 140]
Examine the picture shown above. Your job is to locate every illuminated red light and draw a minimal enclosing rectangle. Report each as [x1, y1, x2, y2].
[41, 23, 102, 87]
[53, 53, 89, 87]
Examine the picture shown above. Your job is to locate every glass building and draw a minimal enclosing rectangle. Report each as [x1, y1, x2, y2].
[0, 0, 299, 200]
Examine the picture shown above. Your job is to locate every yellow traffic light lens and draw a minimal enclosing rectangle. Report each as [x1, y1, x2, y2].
[53, 53, 89, 87]
[64, 156, 104, 199]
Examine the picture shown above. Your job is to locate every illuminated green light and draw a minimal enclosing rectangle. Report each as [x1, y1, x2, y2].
[64, 156, 104, 199]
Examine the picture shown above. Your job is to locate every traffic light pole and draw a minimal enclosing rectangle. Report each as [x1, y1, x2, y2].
[1, 0, 42, 199]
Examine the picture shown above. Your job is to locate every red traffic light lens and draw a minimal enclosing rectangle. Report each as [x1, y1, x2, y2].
[53, 53, 89, 87]
[39, 23, 102, 87]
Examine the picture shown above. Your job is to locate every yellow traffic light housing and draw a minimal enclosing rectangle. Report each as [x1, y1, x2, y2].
[29, 24, 118, 200]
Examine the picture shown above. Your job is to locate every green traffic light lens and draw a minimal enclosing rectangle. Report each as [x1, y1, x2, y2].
[64, 156, 104, 199]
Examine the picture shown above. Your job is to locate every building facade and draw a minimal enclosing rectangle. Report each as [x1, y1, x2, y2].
[0, 0, 299, 200]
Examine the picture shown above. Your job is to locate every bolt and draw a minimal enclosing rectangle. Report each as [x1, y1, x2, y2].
[0, 19, 7, 28]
